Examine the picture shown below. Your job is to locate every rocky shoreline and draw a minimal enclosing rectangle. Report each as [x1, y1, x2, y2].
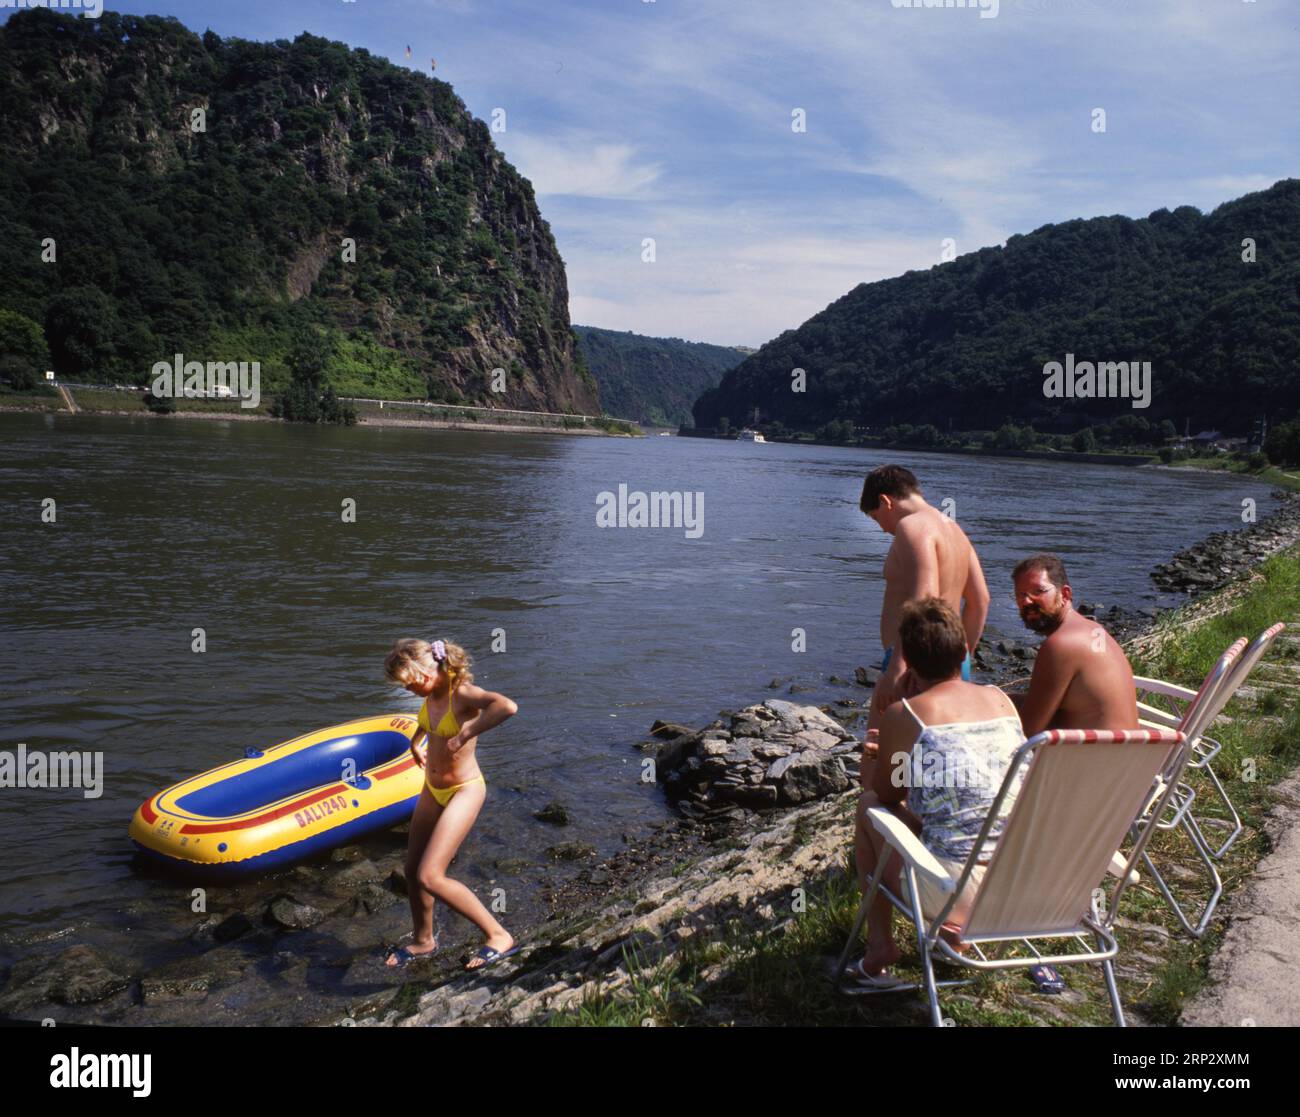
[0, 402, 630, 437]
[1153, 490, 1300, 594]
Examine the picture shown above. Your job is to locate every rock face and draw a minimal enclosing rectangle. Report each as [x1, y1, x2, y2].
[0, 10, 600, 412]
[0, 945, 134, 1013]
[644, 699, 861, 814]
[1153, 493, 1300, 595]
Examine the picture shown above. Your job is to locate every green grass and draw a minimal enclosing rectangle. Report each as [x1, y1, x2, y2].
[1168, 455, 1300, 492]
[545, 941, 703, 1027]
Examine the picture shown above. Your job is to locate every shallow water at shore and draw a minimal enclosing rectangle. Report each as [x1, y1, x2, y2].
[0, 412, 1278, 1017]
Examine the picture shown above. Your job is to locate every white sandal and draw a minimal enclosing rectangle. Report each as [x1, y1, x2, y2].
[842, 959, 909, 992]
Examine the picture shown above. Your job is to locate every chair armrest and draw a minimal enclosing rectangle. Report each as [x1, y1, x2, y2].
[1134, 676, 1198, 702]
[1138, 706, 1182, 729]
[867, 807, 957, 893]
[1107, 850, 1141, 885]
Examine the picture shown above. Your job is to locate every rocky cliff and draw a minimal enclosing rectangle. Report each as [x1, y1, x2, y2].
[0, 10, 599, 412]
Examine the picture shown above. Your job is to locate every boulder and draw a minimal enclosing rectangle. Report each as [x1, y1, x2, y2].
[0, 944, 134, 1012]
[266, 895, 325, 930]
[770, 751, 850, 804]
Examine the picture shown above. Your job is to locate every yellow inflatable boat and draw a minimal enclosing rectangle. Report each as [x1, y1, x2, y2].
[129, 713, 423, 877]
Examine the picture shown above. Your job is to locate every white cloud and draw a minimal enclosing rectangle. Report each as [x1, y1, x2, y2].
[502, 133, 664, 199]
[389, 0, 1300, 343]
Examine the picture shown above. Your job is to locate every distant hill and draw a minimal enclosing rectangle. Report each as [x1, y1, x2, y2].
[0, 10, 598, 412]
[573, 326, 748, 426]
[695, 180, 1300, 435]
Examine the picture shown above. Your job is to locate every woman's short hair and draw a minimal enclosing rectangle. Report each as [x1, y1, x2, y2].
[898, 596, 967, 681]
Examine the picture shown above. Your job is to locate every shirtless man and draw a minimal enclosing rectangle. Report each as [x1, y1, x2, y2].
[1011, 553, 1139, 736]
[860, 465, 990, 730]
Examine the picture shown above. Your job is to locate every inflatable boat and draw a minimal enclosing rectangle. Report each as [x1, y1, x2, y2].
[129, 713, 423, 877]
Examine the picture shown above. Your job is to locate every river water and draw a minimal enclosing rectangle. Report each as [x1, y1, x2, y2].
[0, 412, 1275, 1000]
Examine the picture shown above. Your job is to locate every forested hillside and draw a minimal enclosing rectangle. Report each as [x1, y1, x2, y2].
[0, 10, 599, 412]
[573, 326, 746, 426]
[695, 180, 1300, 435]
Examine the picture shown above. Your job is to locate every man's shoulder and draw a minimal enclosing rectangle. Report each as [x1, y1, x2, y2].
[1033, 626, 1078, 665]
[897, 507, 944, 541]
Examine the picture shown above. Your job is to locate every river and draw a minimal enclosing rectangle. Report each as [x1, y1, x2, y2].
[0, 412, 1275, 1014]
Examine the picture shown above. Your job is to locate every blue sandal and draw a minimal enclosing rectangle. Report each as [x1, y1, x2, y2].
[463, 944, 520, 972]
[384, 943, 436, 969]
[1028, 963, 1066, 993]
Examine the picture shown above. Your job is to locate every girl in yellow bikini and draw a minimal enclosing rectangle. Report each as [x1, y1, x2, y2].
[381, 638, 519, 971]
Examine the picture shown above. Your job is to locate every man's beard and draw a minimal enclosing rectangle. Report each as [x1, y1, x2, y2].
[1020, 602, 1065, 634]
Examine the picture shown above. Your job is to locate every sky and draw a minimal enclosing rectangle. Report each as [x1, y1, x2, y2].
[7, 0, 1298, 346]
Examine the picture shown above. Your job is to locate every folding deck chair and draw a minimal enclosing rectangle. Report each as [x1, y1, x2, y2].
[1132, 625, 1284, 936]
[1136, 624, 1285, 858]
[836, 728, 1186, 1027]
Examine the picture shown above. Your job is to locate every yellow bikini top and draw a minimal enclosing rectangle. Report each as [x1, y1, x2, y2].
[419, 690, 461, 738]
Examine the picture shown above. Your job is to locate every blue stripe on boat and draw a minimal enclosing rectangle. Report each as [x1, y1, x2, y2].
[174, 730, 411, 817]
[132, 793, 421, 879]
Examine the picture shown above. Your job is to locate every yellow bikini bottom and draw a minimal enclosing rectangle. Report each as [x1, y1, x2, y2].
[425, 774, 485, 807]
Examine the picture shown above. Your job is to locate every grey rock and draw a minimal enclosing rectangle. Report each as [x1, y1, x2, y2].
[765, 754, 800, 782]
[773, 751, 851, 804]
[267, 896, 325, 930]
[640, 732, 698, 771]
[792, 728, 840, 751]
[353, 882, 401, 914]
[332, 859, 384, 888]
[730, 713, 765, 737]
[718, 784, 779, 808]
[0, 945, 134, 1012]
[547, 841, 596, 861]
[534, 801, 570, 826]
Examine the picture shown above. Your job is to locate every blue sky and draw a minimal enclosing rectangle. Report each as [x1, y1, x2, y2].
[9, 0, 1298, 346]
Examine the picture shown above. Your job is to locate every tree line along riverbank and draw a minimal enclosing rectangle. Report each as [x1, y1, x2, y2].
[0, 385, 640, 437]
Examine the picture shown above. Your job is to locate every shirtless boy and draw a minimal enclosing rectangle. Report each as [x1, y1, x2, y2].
[860, 465, 990, 731]
[1011, 553, 1139, 736]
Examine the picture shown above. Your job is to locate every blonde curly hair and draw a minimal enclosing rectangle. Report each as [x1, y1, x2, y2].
[384, 638, 474, 690]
